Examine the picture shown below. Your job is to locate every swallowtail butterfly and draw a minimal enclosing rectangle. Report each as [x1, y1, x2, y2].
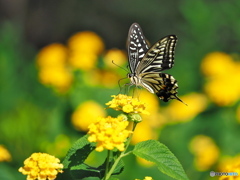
[127, 23, 185, 104]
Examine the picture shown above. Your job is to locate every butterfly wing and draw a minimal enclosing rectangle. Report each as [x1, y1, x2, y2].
[127, 23, 150, 73]
[136, 35, 177, 74]
[140, 72, 185, 103]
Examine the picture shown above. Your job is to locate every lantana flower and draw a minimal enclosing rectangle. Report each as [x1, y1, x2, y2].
[106, 94, 149, 115]
[19, 153, 63, 180]
[88, 116, 132, 152]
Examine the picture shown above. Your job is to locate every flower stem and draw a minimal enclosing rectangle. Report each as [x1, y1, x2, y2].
[104, 122, 138, 180]
[104, 150, 111, 180]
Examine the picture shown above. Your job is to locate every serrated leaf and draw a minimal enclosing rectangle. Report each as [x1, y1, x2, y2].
[62, 135, 102, 179]
[62, 135, 95, 168]
[62, 135, 124, 179]
[133, 140, 189, 180]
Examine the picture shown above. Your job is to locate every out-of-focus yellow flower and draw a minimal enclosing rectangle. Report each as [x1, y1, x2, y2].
[68, 52, 98, 71]
[189, 135, 219, 171]
[146, 112, 167, 129]
[218, 155, 240, 180]
[36, 43, 72, 92]
[106, 94, 149, 115]
[43, 134, 71, 158]
[136, 157, 154, 167]
[84, 69, 120, 88]
[68, 31, 104, 54]
[19, 153, 63, 180]
[131, 119, 156, 145]
[137, 90, 166, 128]
[204, 74, 240, 106]
[164, 93, 208, 122]
[71, 101, 106, 132]
[38, 67, 73, 92]
[138, 90, 159, 113]
[129, 91, 162, 145]
[103, 49, 127, 68]
[0, 145, 11, 162]
[201, 52, 240, 106]
[36, 43, 68, 68]
[68, 31, 104, 71]
[201, 52, 236, 77]
[135, 176, 154, 180]
[88, 116, 132, 152]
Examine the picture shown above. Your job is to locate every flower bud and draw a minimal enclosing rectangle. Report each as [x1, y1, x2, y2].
[128, 113, 142, 123]
[118, 114, 128, 121]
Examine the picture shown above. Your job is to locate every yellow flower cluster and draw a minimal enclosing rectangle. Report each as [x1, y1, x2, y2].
[218, 155, 240, 180]
[88, 116, 132, 152]
[37, 44, 72, 92]
[0, 145, 11, 162]
[71, 101, 106, 132]
[106, 94, 149, 115]
[189, 135, 219, 171]
[19, 153, 63, 180]
[201, 52, 240, 106]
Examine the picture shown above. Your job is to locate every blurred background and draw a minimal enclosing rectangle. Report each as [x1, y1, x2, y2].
[0, 0, 240, 179]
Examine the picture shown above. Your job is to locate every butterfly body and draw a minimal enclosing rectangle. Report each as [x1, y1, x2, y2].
[127, 23, 184, 103]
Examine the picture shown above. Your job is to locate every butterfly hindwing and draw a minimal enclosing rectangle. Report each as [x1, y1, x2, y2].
[140, 73, 181, 102]
[128, 23, 150, 73]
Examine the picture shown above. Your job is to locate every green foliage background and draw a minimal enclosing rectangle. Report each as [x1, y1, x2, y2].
[0, 0, 240, 180]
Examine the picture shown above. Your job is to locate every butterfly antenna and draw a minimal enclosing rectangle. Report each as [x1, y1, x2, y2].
[175, 95, 188, 106]
[112, 60, 129, 72]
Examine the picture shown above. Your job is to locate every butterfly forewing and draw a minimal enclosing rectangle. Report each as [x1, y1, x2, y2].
[136, 35, 177, 74]
[128, 23, 150, 73]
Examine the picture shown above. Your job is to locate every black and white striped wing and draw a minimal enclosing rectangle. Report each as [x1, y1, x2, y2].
[136, 35, 177, 74]
[127, 23, 149, 73]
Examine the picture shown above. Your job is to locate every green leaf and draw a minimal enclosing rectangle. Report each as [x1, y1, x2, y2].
[69, 164, 103, 180]
[62, 135, 102, 179]
[133, 140, 189, 180]
[62, 135, 95, 168]
[62, 135, 124, 179]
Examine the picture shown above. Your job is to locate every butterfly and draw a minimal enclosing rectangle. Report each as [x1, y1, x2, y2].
[127, 23, 185, 104]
